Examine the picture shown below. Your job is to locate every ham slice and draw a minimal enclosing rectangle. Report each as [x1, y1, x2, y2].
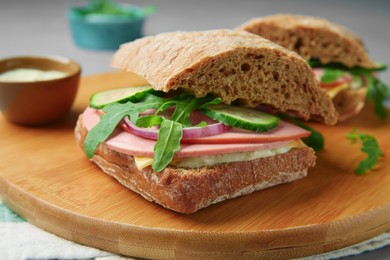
[82, 107, 310, 158]
[181, 121, 310, 144]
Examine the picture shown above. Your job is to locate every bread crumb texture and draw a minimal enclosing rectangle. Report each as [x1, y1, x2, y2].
[111, 29, 338, 125]
[237, 14, 377, 69]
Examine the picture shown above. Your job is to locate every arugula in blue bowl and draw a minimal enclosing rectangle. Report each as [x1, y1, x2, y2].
[67, 0, 157, 50]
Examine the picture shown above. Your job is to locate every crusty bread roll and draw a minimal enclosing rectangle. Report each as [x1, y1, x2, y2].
[237, 15, 377, 121]
[75, 115, 316, 214]
[237, 14, 377, 69]
[111, 29, 338, 125]
[76, 29, 340, 214]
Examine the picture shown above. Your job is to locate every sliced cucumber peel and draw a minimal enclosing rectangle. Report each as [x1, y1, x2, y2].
[90, 85, 155, 109]
[200, 104, 280, 132]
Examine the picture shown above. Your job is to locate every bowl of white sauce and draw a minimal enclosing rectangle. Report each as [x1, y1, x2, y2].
[0, 56, 81, 125]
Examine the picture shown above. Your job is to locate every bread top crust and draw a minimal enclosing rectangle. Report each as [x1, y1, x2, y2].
[237, 14, 378, 68]
[111, 29, 338, 125]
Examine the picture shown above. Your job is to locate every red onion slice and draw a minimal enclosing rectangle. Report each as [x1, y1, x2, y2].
[123, 116, 230, 140]
[182, 122, 231, 139]
[123, 116, 159, 139]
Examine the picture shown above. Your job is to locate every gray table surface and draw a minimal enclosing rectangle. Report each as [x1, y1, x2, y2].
[1, 0, 389, 259]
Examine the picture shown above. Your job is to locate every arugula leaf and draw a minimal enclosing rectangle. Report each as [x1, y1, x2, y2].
[74, 0, 157, 18]
[152, 119, 183, 172]
[199, 97, 222, 108]
[168, 94, 199, 127]
[320, 68, 345, 83]
[128, 94, 166, 123]
[147, 94, 221, 170]
[346, 129, 383, 175]
[308, 60, 389, 119]
[85, 89, 223, 171]
[136, 115, 163, 128]
[352, 70, 388, 119]
[195, 121, 207, 127]
[295, 122, 324, 152]
[84, 104, 129, 158]
[84, 96, 165, 158]
[309, 59, 387, 72]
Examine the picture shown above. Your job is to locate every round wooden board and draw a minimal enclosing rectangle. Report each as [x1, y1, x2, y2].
[0, 72, 389, 259]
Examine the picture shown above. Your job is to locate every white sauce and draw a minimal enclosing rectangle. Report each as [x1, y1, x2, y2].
[133, 140, 306, 170]
[170, 140, 302, 168]
[0, 68, 67, 82]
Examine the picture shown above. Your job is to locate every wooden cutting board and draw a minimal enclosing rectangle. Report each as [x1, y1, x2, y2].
[0, 71, 389, 259]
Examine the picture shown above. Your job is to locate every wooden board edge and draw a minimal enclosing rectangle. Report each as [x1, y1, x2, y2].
[1, 176, 389, 259]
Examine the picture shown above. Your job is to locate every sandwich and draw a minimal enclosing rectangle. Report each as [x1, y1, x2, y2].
[237, 14, 388, 121]
[75, 29, 338, 214]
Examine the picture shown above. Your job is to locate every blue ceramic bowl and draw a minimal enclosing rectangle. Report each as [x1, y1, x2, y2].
[67, 4, 146, 50]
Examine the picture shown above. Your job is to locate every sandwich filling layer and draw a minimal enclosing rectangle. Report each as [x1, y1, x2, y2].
[312, 68, 364, 98]
[82, 107, 309, 169]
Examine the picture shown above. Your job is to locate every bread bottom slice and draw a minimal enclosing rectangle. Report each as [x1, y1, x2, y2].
[75, 115, 316, 214]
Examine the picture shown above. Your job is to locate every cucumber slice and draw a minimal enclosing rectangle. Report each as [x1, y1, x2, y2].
[90, 85, 154, 109]
[200, 104, 280, 132]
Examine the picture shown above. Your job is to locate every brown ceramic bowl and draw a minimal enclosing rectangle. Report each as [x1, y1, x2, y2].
[0, 56, 81, 125]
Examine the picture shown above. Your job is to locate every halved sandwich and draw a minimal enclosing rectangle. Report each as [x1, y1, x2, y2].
[75, 29, 337, 214]
[237, 14, 388, 121]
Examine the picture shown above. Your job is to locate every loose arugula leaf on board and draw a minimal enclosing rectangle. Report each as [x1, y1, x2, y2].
[152, 119, 183, 172]
[346, 129, 384, 175]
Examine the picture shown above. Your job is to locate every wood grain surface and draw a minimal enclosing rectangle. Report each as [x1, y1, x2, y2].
[0, 71, 389, 259]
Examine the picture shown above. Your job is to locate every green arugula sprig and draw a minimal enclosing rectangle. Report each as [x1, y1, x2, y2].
[84, 91, 221, 172]
[152, 120, 183, 172]
[346, 129, 384, 175]
[84, 94, 165, 158]
[146, 93, 220, 171]
[320, 68, 346, 83]
[74, 0, 157, 18]
[294, 122, 324, 152]
[350, 67, 389, 119]
[309, 60, 389, 119]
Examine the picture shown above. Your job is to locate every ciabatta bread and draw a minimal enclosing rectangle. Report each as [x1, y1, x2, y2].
[237, 14, 377, 69]
[76, 29, 336, 214]
[237, 15, 377, 121]
[111, 29, 338, 125]
[75, 115, 316, 214]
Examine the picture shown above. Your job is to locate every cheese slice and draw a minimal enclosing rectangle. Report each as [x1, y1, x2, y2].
[134, 140, 306, 170]
[134, 156, 154, 170]
[326, 83, 349, 98]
